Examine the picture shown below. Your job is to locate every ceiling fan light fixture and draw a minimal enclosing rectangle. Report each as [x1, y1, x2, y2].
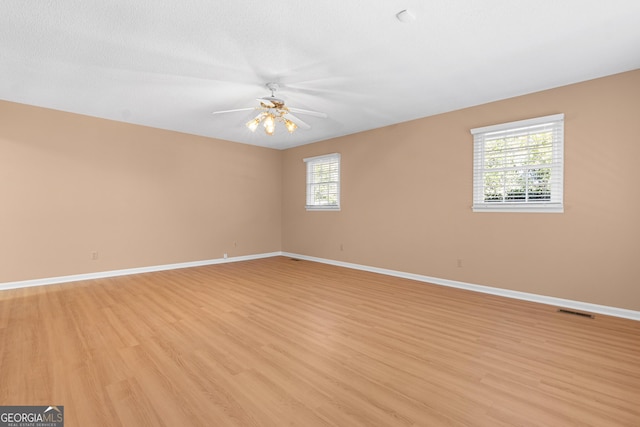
[214, 83, 325, 138]
[246, 116, 261, 132]
[263, 113, 276, 135]
[284, 119, 297, 134]
[263, 113, 275, 127]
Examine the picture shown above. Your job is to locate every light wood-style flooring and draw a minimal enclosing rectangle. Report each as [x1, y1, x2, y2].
[1, 256, 639, 426]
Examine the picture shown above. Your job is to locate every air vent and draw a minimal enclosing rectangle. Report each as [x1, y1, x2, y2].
[557, 308, 594, 319]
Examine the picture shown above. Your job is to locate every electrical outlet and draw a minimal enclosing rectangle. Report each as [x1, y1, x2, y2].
[457, 259, 463, 268]
[224, 253, 228, 259]
[91, 251, 99, 260]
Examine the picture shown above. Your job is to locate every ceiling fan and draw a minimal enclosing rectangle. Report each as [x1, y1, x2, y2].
[212, 83, 327, 136]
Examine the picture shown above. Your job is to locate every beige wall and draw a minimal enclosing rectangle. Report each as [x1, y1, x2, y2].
[3, 71, 639, 311]
[282, 70, 640, 311]
[1, 101, 282, 282]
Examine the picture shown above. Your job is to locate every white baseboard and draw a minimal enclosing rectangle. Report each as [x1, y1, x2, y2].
[3, 251, 638, 322]
[282, 252, 640, 322]
[0, 252, 281, 292]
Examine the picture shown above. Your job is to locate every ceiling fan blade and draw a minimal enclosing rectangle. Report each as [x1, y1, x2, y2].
[283, 112, 311, 130]
[211, 107, 255, 115]
[288, 107, 328, 118]
[257, 97, 276, 108]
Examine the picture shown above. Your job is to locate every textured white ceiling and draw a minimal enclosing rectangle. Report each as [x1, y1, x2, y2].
[2, 1, 640, 149]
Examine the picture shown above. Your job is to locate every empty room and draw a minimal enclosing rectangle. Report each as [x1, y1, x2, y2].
[1, 1, 639, 426]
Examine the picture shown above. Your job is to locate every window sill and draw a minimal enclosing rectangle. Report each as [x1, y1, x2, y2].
[472, 203, 563, 213]
[305, 206, 341, 212]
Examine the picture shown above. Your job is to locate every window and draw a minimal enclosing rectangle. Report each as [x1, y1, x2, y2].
[304, 153, 340, 211]
[471, 114, 564, 213]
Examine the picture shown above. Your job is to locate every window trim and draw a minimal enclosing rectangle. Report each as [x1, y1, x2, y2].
[471, 114, 564, 213]
[304, 153, 341, 211]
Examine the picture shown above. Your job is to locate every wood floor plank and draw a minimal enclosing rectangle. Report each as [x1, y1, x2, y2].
[1, 256, 639, 426]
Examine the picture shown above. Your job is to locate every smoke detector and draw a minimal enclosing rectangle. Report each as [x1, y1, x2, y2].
[396, 9, 416, 23]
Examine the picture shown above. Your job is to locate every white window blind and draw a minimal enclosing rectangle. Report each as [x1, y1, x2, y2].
[304, 153, 340, 211]
[471, 114, 564, 213]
